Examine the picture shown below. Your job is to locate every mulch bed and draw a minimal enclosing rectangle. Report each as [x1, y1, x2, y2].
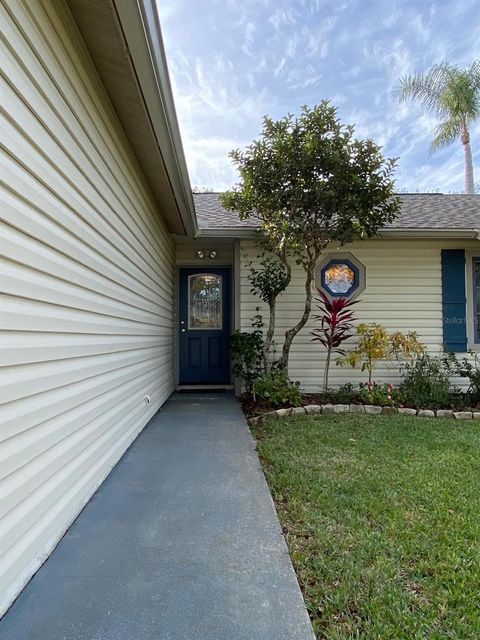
[241, 393, 356, 418]
[240, 392, 480, 419]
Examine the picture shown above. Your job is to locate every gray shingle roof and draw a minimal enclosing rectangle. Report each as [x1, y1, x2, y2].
[193, 192, 480, 231]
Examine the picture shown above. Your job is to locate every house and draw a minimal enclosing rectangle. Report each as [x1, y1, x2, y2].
[0, 0, 479, 618]
[193, 192, 480, 389]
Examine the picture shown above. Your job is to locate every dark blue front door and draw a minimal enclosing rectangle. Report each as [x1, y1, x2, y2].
[179, 267, 231, 384]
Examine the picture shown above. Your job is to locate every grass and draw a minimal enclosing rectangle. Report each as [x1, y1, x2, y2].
[251, 414, 480, 639]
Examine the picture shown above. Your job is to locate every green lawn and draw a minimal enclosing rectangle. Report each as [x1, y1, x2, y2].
[252, 414, 480, 639]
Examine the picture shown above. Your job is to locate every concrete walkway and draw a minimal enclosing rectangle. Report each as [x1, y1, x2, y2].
[1, 393, 314, 640]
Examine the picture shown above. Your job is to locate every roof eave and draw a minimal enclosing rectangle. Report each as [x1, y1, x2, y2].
[195, 228, 257, 239]
[195, 227, 480, 240]
[379, 228, 480, 239]
[112, 0, 197, 236]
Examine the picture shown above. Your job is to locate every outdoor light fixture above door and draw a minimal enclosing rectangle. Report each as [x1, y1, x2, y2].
[196, 249, 217, 260]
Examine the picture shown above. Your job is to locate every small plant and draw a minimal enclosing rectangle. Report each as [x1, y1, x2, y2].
[311, 290, 358, 392]
[338, 323, 389, 384]
[359, 382, 402, 406]
[253, 366, 302, 408]
[324, 383, 356, 404]
[339, 325, 427, 384]
[400, 354, 452, 408]
[229, 311, 265, 393]
[390, 331, 426, 365]
[246, 246, 290, 370]
[443, 351, 480, 401]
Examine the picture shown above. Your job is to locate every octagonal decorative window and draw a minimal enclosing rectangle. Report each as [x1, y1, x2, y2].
[323, 262, 356, 295]
[316, 253, 366, 299]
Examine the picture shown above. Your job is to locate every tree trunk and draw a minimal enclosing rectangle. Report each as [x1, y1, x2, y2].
[279, 261, 315, 375]
[263, 297, 276, 372]
[461, 124, 474, 194]
[323, 349, 331, 393]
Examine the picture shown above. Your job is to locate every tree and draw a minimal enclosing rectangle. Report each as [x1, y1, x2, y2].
[244, 239, 290, 370]
[395, 61, 480, 194]
[221, 102, 399, 375]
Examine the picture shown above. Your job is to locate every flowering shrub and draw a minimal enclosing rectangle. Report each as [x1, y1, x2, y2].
[359, 382, 402, 406]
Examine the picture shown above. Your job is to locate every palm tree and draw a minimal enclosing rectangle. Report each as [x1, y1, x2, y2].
[395, 61, 480, 194]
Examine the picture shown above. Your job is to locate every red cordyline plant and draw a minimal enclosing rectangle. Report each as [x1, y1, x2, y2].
[311, 290, 359, 392]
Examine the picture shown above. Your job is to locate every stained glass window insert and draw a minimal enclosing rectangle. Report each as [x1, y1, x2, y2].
[188, 274, 222, 329]
[324, 263, 355, 295]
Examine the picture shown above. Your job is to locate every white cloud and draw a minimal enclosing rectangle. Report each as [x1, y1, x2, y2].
[242, 21, 256, 56]
[274, 57, 286, 76]
[269, 8, 297, 32]
[160, 0, 478, 192]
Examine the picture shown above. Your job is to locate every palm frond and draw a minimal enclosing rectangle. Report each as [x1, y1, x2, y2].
[470, 59, 480, 90]
[393, 62, 453, 118]
[430, 119, 462, 151]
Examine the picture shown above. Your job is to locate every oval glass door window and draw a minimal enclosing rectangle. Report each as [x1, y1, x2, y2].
[188, 274, 222, 329]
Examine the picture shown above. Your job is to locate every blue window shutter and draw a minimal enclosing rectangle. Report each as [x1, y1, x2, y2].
[441, 249, 467, 352]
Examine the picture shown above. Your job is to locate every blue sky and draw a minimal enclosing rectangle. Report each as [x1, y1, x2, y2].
[159, 0, 479, 193]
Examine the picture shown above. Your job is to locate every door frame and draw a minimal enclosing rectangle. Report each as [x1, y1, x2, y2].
[175, 265, 234, 387]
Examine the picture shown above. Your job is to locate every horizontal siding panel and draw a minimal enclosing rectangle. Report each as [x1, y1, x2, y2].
[0, 167, 172, 305]
[0, 366, 172, 519]
[1, 35, 169, 271]
[1, 259, 170, 325]
[0, 0, 177, 616]
[1, 355, 173, 443]
[0, 332, 169, 366]
[1, 347, 169, 405]
[0, 219, 172, 316]
[8, 0, 154, 213]
[0, 296, 172, 334]
[1, 71, 170, 284]
[0, 365, 166, 480]
[1, 111, 169, 291]
[240, 238, 479, 391]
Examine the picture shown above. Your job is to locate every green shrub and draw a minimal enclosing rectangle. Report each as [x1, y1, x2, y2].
[400, 355, 452, 408]
[324, 383, 355, 404]
[443, 351, 480, 401]
[253, 367, 302, 407]
[230, 329, 264, 393]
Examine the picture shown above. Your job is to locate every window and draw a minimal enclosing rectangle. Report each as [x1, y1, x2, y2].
[474, 258, 480, 343]
[322, 261, 358, 296]
[316, 253, 366, 299]
[188, 274, 222, 329]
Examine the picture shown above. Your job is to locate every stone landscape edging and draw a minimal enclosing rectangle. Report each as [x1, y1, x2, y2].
[247, 404, 480, 426]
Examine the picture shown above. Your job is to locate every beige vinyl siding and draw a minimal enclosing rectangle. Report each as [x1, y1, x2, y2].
[240, 239, 480, 391]
[0, 0, 175, 615]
